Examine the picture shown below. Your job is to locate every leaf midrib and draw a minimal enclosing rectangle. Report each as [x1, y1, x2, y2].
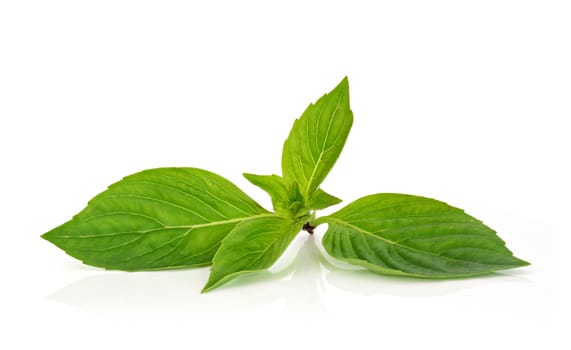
[323, 217, 517, 268]
[324, 217, 397, 246]
[303, 91, 343, 197]
[59, 213, 278, 239]
[323, 217, 499, 258]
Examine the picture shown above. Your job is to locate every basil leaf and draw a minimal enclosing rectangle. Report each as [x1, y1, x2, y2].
[42, 168, 271, 271]
[318, 193, 529, 278]
[243, 173, 289, 213]
[308, 188, 342, 210]
[202, 215, 301, 292]
[281, 77, 353, 200]
[285, 181, 306, 218]
[243, 173, 313, 219]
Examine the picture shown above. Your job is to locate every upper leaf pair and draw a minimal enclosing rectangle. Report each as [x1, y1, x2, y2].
[244, 77, 351, 219]
[42, 77, 528, 293]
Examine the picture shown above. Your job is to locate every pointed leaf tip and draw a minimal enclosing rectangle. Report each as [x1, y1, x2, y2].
[333, 76, 349, 94]
[41, 167, 270, 271]
[321, 193, 530, 278]
[281, 76, 353, 199]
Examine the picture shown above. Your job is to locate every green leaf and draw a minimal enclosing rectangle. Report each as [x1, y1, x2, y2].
[202, 215, 301, 292]
[281, 77, 353, 200]
[318, 193, 529, 278]
[243, 173, 289, 213]
[42, 168, 271, 271]
[243, 173, 313, 219]
[308, 188, 342, 210]
[285, 181, 306, 218]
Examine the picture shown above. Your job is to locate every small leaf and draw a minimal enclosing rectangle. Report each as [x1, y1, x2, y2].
[308, 188, 342, 210]
[286, 181, 306, 218]
[319, 193, 529, 278]
[243, 173, 313, 219]
[42, 168, 271, 271]
[281, 77, 353, 200]
[243, 173, 289, 213]
[202, 215, 301, 292]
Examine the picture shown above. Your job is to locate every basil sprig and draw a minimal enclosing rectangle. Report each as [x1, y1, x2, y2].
[43, 78, 529, 292]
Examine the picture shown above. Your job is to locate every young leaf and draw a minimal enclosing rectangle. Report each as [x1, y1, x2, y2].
[42, 168, 272, 271]
[243, 173, 289, 213]
[281, 77, 353, 200]
[318, 193, 529, 278]
[308, 188, 342, 210]
[202, 215, 302, 292]
[243, 173, 325, 218]
[285, 181, 307, 218]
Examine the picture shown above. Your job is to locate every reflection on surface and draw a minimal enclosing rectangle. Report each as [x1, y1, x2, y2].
[48, 235, 328, 316]
[48, 234, 531, 315]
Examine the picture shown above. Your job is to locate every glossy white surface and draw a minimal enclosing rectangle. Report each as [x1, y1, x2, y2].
[0, 1, 566, 349]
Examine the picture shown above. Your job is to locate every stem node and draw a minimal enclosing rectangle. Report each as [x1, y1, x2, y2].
[302, 222, 315, 234]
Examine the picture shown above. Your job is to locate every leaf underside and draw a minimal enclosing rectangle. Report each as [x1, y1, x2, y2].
[321, 193, 529, 278]
[42, 168, 270, 271]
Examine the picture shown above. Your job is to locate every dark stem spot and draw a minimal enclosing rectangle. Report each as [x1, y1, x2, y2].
[302, 222, 315, 234]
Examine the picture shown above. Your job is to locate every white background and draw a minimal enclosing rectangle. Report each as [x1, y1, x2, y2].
[0, 1, 568, 349]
